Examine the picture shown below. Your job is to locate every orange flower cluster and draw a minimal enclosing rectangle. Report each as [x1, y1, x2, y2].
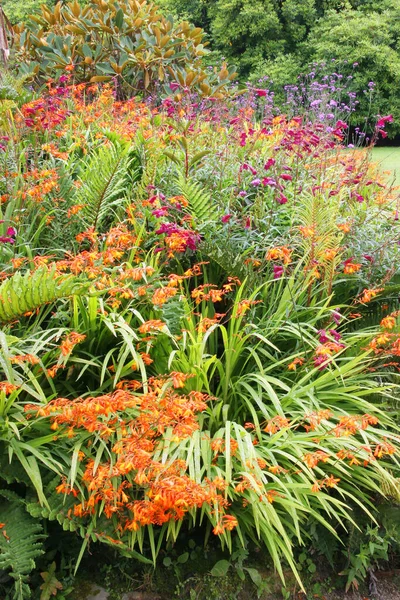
[303, 450, 330, 469]
[60, 332, 86, 356]
[303, 409, 333, 432]
[358, 287, 384, 304]
[266, 246, 292, 265]
[138, 320, 166, 334]
[236, 299, 262, 317]
[264, 415, 290, 435]
[10, 354, 39, 366]
[311, 475, 340, 493]
[287, 357, 304, 371]
[26, 376, 237, 536]
[332, 414, 378, 437]
[197, 313, 225, 333]
[0, 382, 19, 394]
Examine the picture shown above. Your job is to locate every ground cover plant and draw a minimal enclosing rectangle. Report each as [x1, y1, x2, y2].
[0, 18, 400, 597]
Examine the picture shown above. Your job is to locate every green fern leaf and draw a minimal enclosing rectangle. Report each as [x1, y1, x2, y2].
[76, 138, 139, 231]
[0, 267, 89, 323]
[176, 175, 218, 222]
[0, 501, 44, 600]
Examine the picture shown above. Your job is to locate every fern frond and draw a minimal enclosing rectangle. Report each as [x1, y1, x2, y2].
[76, 139, 139, 231]
[0, 267, 89, 323]
[176, 175, 218, 222]
[0, 501, 44, 600]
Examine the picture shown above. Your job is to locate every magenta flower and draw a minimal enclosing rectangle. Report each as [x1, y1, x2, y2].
[152, 208, 169, 218]
[314, 355, 330, 370]
[240, 163, 257, 176]
[264, 158, 276, 170]
[317, 329, 329, 344]
[0, 225, 17, 244]
[262, 177, 277, 187]
[277, 194, 288, 205]
[376, 115, 393, 128]
[221, 214, 232, 223]
[273, 264, 284, 279]
[280, 174, 293, 182]
[329, 329, 342, 342]
[251, 178, 261, 186]
[254, 89, 268, 97]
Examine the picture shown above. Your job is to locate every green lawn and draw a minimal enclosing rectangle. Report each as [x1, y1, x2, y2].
[371, 146, 400, 184]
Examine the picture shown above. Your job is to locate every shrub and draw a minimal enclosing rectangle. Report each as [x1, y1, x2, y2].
[11, 0, 236, 99]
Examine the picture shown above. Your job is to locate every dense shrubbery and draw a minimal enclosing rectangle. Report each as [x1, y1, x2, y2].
[0, 66, 399, 599]
[10, 0, 236, 98]
[5, 0, 400, 135]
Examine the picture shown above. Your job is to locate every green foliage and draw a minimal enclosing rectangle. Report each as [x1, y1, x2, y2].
[1, 0, 54, 24]
[305, 3, 400, 130]
[39, 562, 63, 600]
[0, 267, 89, 323]
[11, 0, 236, 98]
[0, 496, 44, 600]
[75, 138, 139, 232]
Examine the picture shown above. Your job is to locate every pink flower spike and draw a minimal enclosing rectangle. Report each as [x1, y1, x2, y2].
[221, 214, 231, 223]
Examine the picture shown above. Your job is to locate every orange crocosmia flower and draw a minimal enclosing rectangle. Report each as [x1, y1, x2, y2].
[380, 316, 396, 330]
[47, 365, 63, 378]
[303, 450, 329, 468]
[0, 382, 19, 394]
[268, 465, 288, 475]
[211, 438, 224, 455]
[208, 289, 225, 303]
[343, 261, 361, 275]
[169, 195, 189, 207]
[322, 475, 340, 488]
[151, 286, 177, 306]
[115, 380, 142, 391]
[337, 222, 351, 233]
[266, 246, 292, 265]
[11, 257, 25, 269]
[288, 357, 304, 371]
[197, 317, 218, 333]
[170, 371, 190, 389]
[67, 204, 85, 217]
[359, 287, 384, 304]
[298, 226, 315, 238]
[213, 523, 225, 535]
[222, 515, 238, 530]
[212, 477, 228, 491]
[138, 320, 166, 334]
[374, 441, 396, 458]
[303, 409, 333, 431]
[323, 249, 338, 261]
[60, 332, 86, 356]
[140, 352, 153, 365]
[10, 354, 39, 365]
[236, 299, 261, 317]
[311, 481, 320, 493]
[264, 415, 290, 435]
[265, 490, 279, 503]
